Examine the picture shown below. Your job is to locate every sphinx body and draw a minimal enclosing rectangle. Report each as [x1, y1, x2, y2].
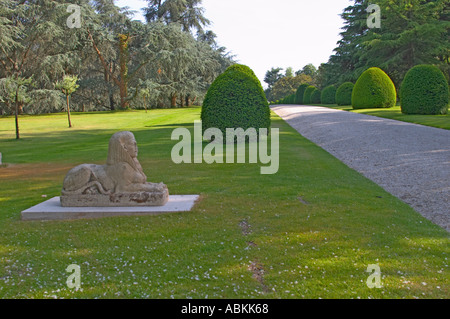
[60, 131, 169, 207]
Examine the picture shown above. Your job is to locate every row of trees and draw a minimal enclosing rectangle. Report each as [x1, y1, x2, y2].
[318, 0, 449, 90]
[267, 0, 448, 103]
[263, 64, 319, 102]
[0, 0, 233, 120]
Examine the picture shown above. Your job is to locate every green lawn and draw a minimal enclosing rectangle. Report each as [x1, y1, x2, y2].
[315, 104, 450, 130]
[0, 108, 448, 299]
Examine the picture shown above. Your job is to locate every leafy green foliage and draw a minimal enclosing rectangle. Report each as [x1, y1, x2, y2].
[320, 85, 337, 104]
[310, 88, 321, 104]
[303, 85, 316, 105]
[295, 84, 310, 104]
[335, 82, 354, 106]
[0, 0, 232, 114]
[201, 64, 270, 136]
[270, 75, 311, 102]
[319, 0, 449, 89]
[400, 65, 449, 115]
[352, 68, 396, 109]
[55, 75, 80, 97]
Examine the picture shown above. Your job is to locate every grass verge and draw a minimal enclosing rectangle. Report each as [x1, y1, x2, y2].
[315, 104, 450, 130]
[0, 108, 448, 299]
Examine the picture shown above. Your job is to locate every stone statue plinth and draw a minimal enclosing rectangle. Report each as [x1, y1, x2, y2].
[60, 131, 169, 207]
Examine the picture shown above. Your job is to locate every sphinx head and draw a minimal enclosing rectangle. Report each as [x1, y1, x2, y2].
[106, 131, 139, 167]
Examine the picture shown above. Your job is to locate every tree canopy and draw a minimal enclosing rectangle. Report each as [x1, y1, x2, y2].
[0, 0, 233, 115]
[319, 0, 449, 89]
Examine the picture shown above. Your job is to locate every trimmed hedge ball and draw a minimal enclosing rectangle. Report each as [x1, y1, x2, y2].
[321, 85, 337, 104]
[295, 83, 310, 104]
[303, 85, 316, 104]
[335, 82, 354, 106]
[352, 67, 397, 109]
[400, 64, 449, 115]
[201, 64, 271, 137]
[310, 88, 321, 104]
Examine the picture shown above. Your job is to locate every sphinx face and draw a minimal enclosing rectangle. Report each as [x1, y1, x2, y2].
[123, 136, 138, 158]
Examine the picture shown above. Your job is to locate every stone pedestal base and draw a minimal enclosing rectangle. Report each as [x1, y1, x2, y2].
[60, 191, 169, 207]
[21, 195, 199, 221]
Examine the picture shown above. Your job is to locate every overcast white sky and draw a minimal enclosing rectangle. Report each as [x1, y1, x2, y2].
[115, 0, 354, 87]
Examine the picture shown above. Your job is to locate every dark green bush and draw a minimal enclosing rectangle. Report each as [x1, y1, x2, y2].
[224, 64, 258, 79]
[321, 85, 337, 104]
[400, 64, 449, 115]
[303, 86, 316, 104]
[310, 88, 321, 104]
[352, 67, 396, 109]
[201, 64, 271, 137]
[289, 94, 296, 104]
[335, 82, 354, 106]
[295, 84, 310, 104]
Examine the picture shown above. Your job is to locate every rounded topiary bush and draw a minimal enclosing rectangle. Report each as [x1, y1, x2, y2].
[201, 64, 270, 137]
[303, 85, 316, 104]
[400, 64, 449, 115]
[295, 84, 310, 104]
[290, 94, 297, 104]
[225, 64, 258, 79]
[321, 85, 337, 104]
[335, 82, 354, 106]
[352, 67, 397, 109]
[310, 88, 321, 104]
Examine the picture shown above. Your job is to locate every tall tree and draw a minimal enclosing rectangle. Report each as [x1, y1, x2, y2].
[359, 0, 450, 86]
[319, 0, 449, 89]
[285, 67, 294, 77]
[144, 0, 210, 33]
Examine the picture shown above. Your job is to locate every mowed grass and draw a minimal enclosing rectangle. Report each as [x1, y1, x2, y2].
[0, 108, 448, 299]
[317, 104, 450, 130]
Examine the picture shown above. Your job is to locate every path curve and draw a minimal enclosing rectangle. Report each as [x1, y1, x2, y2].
[272, 105, 450, 231]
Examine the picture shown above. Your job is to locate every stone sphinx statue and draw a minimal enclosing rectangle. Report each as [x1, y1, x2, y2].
[61, 131, 169, 207]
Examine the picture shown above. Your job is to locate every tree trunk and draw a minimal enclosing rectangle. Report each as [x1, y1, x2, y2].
[15, 102, 19, 140]
[118, 34, 129, 109]
[18, 101, 24, 115]
[180, 94, 185, 107]
[171, 94, 177, 108]
[119, 82, 128, 109]
[185, 95, 191, 107]
[109, 87, 115, 111]
[14, 89, 20, 139]
[144, 96, 147, 113]
[66, 95, 72, 128]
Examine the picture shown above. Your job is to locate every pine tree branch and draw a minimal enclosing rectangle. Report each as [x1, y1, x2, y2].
[87, 28, 121, 88]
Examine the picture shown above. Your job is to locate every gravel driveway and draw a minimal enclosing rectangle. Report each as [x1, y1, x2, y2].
[272, 105, 450, 232]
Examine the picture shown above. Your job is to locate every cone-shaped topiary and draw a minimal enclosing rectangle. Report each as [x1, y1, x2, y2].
[336, 82, 354, 106]
[310, 88, 321, 104]
[303, 85, 316, 104]
[400, 65, 449, 115]
[321, 85, 337, 104]
[352, 67, 396, 109]
[295, 83, 310, 104]
[201, 64, 271, 138]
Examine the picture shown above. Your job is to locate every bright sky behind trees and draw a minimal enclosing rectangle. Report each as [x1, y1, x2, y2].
[116, 0, 353, 87]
